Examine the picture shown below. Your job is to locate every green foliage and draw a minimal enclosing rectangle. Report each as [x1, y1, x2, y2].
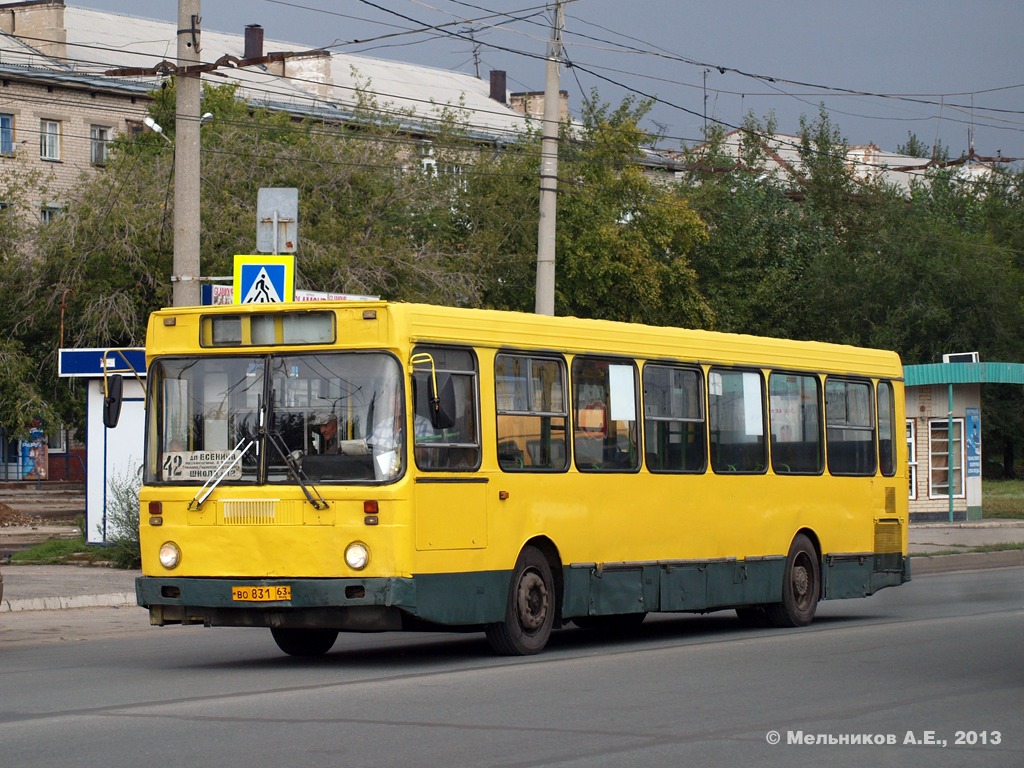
[104, 468, 142, 569]
[897, 132, 951, 163]
[470, 92, 711, 328]
[0, 339, 60, 439]
[554, 94, 710, 326]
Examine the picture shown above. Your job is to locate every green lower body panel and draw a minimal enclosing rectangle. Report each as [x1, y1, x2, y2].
[560, 553, 910, 620]
[136, 571, 511, 630]
[823, 554, 911, 599]
[136, 552, 910, 631]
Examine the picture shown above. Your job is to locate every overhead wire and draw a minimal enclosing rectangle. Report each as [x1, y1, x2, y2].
[0, 2, 1019, 186]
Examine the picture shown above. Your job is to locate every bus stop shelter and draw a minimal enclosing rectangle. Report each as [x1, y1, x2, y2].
[58, 348, 146, 544]
[904, 361, 1024, 522]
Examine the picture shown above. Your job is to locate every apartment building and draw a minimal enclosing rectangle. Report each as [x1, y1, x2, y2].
[0, 0, 531, 220]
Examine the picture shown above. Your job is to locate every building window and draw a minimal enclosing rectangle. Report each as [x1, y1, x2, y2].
[40, 119, 60, 160]
[40, 205, 62, 224]
[0, 113, 13, 155]
[906, 420, 917, 500]
[90, 125, 110, 165]
[928, 419, 964, 499]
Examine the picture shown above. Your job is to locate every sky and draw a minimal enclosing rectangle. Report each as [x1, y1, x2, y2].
[68, 1, 1024, 159]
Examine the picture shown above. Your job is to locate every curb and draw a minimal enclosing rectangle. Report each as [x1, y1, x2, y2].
[910, 549, 1024, 575]
[0, 591, 136, 613]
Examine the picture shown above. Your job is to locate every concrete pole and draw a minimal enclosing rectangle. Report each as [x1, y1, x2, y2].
[173, 0, 202, 307]
[534, 1, 563, 316]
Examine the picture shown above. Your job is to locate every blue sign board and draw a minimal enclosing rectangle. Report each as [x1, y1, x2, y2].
[58, 348, 146, 378]
[966, 407, 981, 478]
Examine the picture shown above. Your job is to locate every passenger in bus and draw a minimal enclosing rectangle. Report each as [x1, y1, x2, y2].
[365, 405, 437, 478]
[368, 408, 436, 453]
[313, 414, 339, 454]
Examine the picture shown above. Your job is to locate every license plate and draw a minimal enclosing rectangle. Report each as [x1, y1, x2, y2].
[231, 585, 292, 602]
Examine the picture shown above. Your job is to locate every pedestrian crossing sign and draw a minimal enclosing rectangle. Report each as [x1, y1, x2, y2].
[233, 255, 295, 304]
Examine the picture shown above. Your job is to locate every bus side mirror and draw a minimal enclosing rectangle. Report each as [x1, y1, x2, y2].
[428, 373, 456, 430]
[103, 374, 124, 429]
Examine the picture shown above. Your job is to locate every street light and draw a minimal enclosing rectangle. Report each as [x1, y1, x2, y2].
[142, 116, 172, 144]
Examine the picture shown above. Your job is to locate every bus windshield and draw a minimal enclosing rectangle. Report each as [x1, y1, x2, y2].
[146, 352, 403, 485]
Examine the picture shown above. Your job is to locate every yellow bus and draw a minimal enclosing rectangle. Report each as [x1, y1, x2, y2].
[122, 301, 909, 657]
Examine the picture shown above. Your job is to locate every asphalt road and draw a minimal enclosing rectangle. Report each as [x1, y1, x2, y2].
[0, 566, 1021, 768]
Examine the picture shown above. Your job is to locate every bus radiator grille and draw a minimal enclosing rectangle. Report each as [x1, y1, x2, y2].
[220, 499, 298, 525]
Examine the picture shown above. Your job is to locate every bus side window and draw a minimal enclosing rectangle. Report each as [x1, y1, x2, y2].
[643, 364, 706, 473]
[571, 357, 639, 472]
[495, 353, 568, 472]
[825, 378, 877, 476]
[412, 346, 481, 471]
[768, 372, 823, 475]
[877, 380, 896, 477]
[709, 368, 766, 474]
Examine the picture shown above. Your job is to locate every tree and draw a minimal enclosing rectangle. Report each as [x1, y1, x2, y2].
[554, 94, 710, 326]
[467, 92, 711, 328]
[897, 132, 950, 162]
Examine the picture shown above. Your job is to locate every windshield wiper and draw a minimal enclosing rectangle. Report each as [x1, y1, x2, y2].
[265, 428, 329, 510]
[188, 436, 255, 511]
[263, 387, 328, 510]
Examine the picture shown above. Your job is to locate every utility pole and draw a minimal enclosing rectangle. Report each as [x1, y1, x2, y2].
[534, 1, 563, 316]
[173, 0, 201, 307]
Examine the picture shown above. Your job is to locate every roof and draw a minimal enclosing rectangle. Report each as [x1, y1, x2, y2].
[904, 362, 1024, 387]
[59, 6, 528, 141]
[150, 300, 905, 379]
[659, 130, 1001, 192]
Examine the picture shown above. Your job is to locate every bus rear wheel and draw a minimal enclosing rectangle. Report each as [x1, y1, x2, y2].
[271, 627, 338, 657]
[485, 547, 556, 656]
[765, 534, 820, 628]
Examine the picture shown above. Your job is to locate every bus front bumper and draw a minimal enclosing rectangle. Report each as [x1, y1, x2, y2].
[136, 575, 417, 631]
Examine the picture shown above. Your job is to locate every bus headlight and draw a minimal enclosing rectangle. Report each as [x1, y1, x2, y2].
[159, 541, 181, 570]
[345, 542, 370, 571]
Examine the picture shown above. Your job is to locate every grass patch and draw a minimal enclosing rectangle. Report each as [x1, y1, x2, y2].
[981, 480, 1024, 519]
[10, 536, 109, 565]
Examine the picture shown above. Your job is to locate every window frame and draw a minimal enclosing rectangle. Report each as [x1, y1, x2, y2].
[495, 352, 569, 473]
[90, 124, 111, 166]
[824, 377, 877, 477]
[906, 419, 918, 500]
[0, 113, 14, 156]
[571, 355, 640, 473]
[768, 370, 824, 476]
[40, 205, 62, 224]
[928, 418, 964, 500]
[642, 362, 706, 474]
[708, 366, 767, 475]
[40, 118, 61, 161]
[411, 345, 481, 472]
[877, 380, 897, 477]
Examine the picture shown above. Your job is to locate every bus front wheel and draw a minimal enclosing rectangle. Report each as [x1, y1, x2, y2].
[271, 627, 339, 657]
[765, 534, 820, 628]
[486, 547, 556, 656]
